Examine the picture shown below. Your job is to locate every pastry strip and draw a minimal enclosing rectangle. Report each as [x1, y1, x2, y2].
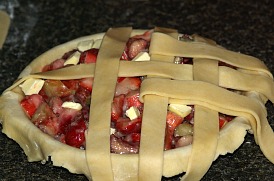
[138, 27, 178, 180]
[218, 66, 274, 103]
[182, 59, 219, 180]
[193, 58, 219, 85]
[154, 27, 178, 39]
[6, 61, 274, 104]
[182, 105, 219, 181]
[0, 11, 10, 49]
[86, 27, 132, 181]
[149, 33, 272, 78]
[140, 78, 274, 162]
[138, 95, 168, 181]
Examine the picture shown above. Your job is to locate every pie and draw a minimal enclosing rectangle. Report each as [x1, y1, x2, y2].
[1, 27, 274, 181]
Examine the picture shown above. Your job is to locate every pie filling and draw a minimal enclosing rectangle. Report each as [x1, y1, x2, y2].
[20, 30, 236, 153]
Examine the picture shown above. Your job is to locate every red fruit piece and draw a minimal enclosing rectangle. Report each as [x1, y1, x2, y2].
[110, 134, 139, 154]
[164, 111, 184, 150]
[58, 108, 81, 134]
[117, 77, 126, 83]
[79, 48, 99, 64]
[62, 49, 77, 60]
[219, 114, 234, 129]
[48, 97, 63, 115]
[38, 116, 60, 137]
[79, 77, 94, 92]
[115, 77, 141, 96]
[184, 105, 194, 121]
[42, 59, 65, 72]
[127, 39, 148, 60]
[111, 94, 125, 122]
[65, 119, 87, 148]
[131, 29, 153, 41]
[62, 79, 80, 91]
[20, 94, 44, 118]
[38, 89, 49, 102]
[124, 133, 141, 146]
[121, 30, 152, 60]
[75, 86, 91, 106]
[123, 90, 143, 112]
[120, 51, 129, 60]
[31, 102, 59, 136]
[116, 117, 142, 135]
[43, 80, 74, 98]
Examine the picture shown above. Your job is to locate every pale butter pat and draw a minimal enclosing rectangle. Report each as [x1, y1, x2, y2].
[62, 102, 82, 110]
[126, 106, 140, 120]
[77, 40, 94, 52]
[168, 104, 192, 118]
[132, 52, 150, 61]
[110, 128, 116, 135]
[64, 51, 81, 65]
[19, 78, 45, 95]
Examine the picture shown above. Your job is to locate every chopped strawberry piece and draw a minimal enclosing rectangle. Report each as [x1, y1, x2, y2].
[123, 90, 143, 112]
[38, 116, 60, 136]
[79, 48, 99, 64]
[79, 77, 94, 92]
[42, 59, 65, 72]
[124, 133, 141, 146]
[127, 38, 149, 60]
[219, 114, 234, 129]
[62, 79, 80, 91]
[120, 51, 129, 60]
[31, 102, 59, 136]
[42, 64, 51, 72]
[164, 111, 184, 150]
[184, 105, 194, 121]
[74, 86, 91, 106]
[110, 134, 139, 154]
[117, 77, 126, 83]
[219, 116, 227, 129]
[20, 94, 44, 118]
[121, 30, 152, 60]
[111, 94, 125, 122]
[65, 119, 87, 148]
[81, 105, 90, 121]
[131, 30, 153, 41]
[62, 49, 77, 60]
[38, 89, 49, 102]
[115, 77, 141, 96]
[43, 80, 74, 98]
[116, 117, 142, 135]
[48, 97, 63, 115]
[58, 108, 81, 134]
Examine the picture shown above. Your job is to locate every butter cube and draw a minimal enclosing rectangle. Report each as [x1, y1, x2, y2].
[62, 102, 82, 110]
[110, 128, 116, 135]
[19, 78, 45, 95]
[168, 104, 192, 118]
[64, 51, 81, 65]
[126, 106, 140, 120]
[132, 52, 150, 61]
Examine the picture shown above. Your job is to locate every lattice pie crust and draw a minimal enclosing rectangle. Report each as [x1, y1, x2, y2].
[1, 27, 274, 181]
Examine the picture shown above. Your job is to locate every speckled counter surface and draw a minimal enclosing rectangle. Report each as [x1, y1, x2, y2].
[0, 0, 274, 180]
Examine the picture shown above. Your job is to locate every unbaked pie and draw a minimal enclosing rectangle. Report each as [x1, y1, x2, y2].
[1, 27, 274, 181]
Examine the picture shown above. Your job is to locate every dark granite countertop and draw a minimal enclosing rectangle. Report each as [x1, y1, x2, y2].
[0, 0, 274, 180]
